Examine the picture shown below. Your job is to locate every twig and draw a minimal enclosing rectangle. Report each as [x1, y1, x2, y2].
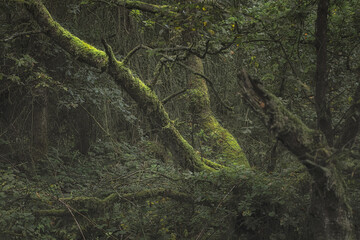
[1, 30, 44, 42]
[58, 198, 86, 240]
[123, 44, 144, 64]
[196, 185, 236, 240]
[123, 44, 190, 64]
[174, 60, 233, 111]
[162, 88, 187, 104]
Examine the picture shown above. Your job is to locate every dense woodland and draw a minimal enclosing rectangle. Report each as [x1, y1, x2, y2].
[0, 0, 359, 239]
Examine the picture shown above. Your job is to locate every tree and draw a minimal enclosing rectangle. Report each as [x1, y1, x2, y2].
[237, 0, 359, 238]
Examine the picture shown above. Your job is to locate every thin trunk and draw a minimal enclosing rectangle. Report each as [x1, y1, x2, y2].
[314, 0, 333, 145]
[31, 86, 48, 160]
[76, 106, 92, 155]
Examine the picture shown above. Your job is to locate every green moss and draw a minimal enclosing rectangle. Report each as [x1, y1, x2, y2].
[30, 0, 108, 69]
[203, 116, 249, 167]
[185, 55, 249, 167]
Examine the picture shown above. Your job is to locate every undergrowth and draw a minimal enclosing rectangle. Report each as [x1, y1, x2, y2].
[1, 140, 310, 240]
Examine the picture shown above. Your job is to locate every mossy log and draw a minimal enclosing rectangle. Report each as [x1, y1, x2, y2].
[34, 188, 214, 216]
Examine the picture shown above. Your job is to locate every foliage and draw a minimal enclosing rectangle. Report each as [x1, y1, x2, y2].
[0, 141, 311, 239]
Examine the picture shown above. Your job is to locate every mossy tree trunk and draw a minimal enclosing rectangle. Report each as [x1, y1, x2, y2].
[186, 54, 249, 167]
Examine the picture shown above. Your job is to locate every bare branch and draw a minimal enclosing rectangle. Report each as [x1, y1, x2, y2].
[58, 198, 86, 240]
[0, 30, 44, 42]
[92, 0, 179, 16]
[122, 44, 144, 64]
[162, 88, 188, 104]
[121, 44, 234, 111]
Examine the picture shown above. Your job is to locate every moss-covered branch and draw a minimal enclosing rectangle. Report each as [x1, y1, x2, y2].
[24, 0, 108, 69]
[21, 0, 222, 171]
[35, 188, 214, 216]
[238, 69, 331, 164]
[95, 0, 179, 17]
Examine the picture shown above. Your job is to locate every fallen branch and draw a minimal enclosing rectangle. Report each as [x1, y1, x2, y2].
[34, 188, 215, 217]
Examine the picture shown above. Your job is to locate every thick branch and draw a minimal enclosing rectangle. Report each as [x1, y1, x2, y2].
[24, 1, 108, 69]
[162, 88, 188, 104]
[25, 0, 217, 171]
[238, 69, 331, 164]
[238, 70, 355, 239]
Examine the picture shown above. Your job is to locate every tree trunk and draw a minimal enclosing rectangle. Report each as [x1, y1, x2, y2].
[308, 164, 353, 240]
[186, 54, 249, 167]
[314, 0, 333, 145]
[31, 86, 48, 161]
[75, 106, 92, 155]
